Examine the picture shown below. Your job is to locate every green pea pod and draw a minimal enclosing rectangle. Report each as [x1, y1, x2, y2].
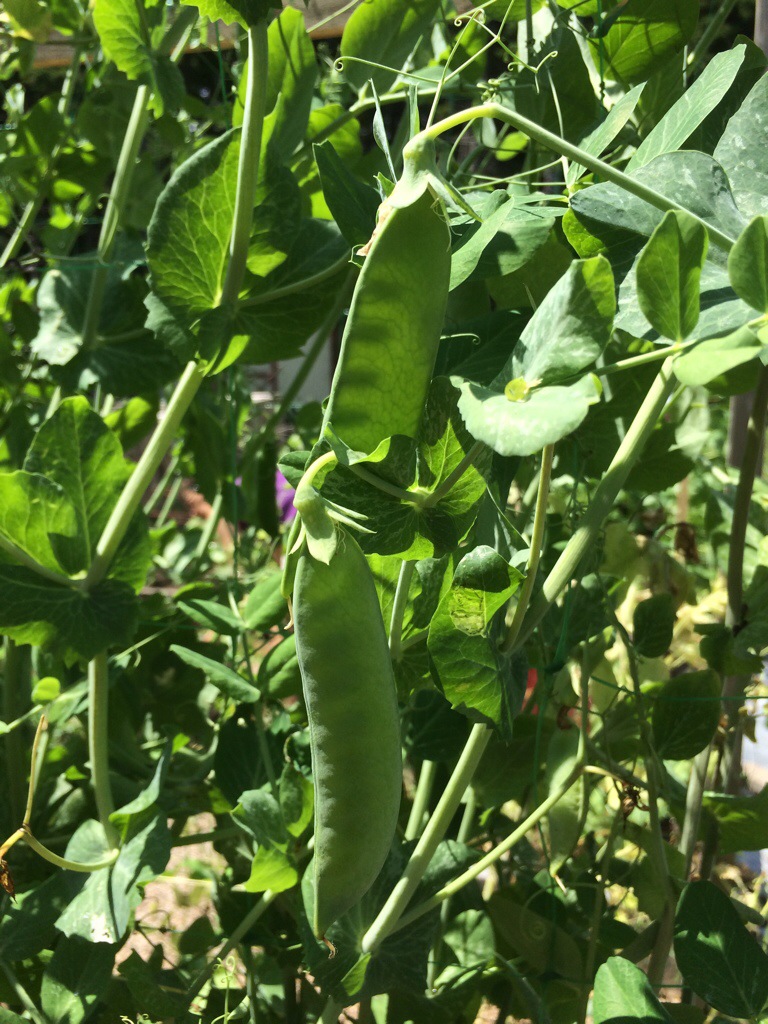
[294, 529, 402, 939]
[322, 190, 450, 454]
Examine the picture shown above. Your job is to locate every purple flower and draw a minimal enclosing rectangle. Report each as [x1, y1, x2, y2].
[276, 470, 297, 524]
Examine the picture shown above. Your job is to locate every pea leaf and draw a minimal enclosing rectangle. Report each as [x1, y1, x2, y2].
[627, 46, 745, 171]
[0, 472, 75, 573]
[633, 593, 676, 657]
[242, 571, 288, 631]
[702, 786, 768, 855]
[674, 325, 763, 387]
[428, 545, 523, 729]
[593, 957, 674, 1024]
[567, 84, 645, 186]
[649, 669, 720, 760]
[261, 6, 317, 159]
[488, 889, 583, 979]
[118, 953, 188, 1022]
[21, 397, 150, 587]
[674, 881, 768, 1018]
[179, 0, 279, 29]
[508, 256, 615, 385]
[32, 253, 179, 396]
[714, 73, 768, 221]
[146, 129, 240, 355]
[456, 373, 602, 458]
[257, 634, 302, 699]
[450, 193, 554, 290]
[590, 0, 699, 85]
[636, 211, 709, 341]
[40, 935, 116, 1024]
[170, 645, 260, 702]
[339, 0, 441, 95]
[570, 151, 746, 262]
[728, 215, 768, 313]
[516, 24, 600, 145]
[93, 0, 184, 116]
[321, 378, 490, 560]
[243, 846, 298, 894]
[56, 814, 170, 944]
[314, 140, 380, 249]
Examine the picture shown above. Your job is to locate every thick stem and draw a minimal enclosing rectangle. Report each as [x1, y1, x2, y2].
[501, 443, 554, 653]
[519, 360, 677, 644]
[708, 366, 768, 828]
[679, 744, 712, 876]
[361, 723, 491, 953]
[83, 361, 206, 589]
[389, 561, 415, 661]
[88, 653, 118, 848]
[416, 107, 735, 253]
[80, 85, 152, 353]
[220, 21, 269, 308]
[405, 759, 437, 841]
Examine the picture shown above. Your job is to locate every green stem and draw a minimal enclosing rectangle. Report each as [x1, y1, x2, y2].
[389, 561, 415, 661]
[597, 342, 690, 378]
[679, 743, 711, 875]
[687, 0, 739, 75]
[0, 959, 50, 1024]
[172, 825, 240, 847]
[88, 653, 118, 848]
[23, 830, 119, 872]
[725, 365, 768, 633]
[429, 787, 477, 988]
[291, 87, 440, 164]
[0, 535, 78, 587]
[24, 712, 47, 825]
[414, 106, 735, 253]
[3, 641, 31, 826]
[713, 366, 768, 806]
[80, 84, 152, 353]
[423, 440, 486, 508]
[239, 254, 352, 307]
[220, 20, 269, 308]
[617, 621, 676, 987]
[155, 472, 183, 529]
[188, 489, 223, 572]
[393, 764, 585, 933]
[519, 359, 677, 644]
[84, 361, 206, 589]
[501, 443, 554, 653]
[144, 452, 180, 515]
[361, 723, 491, 953]
[405, 759, 437, 841]
[189, 889, 278, 1000]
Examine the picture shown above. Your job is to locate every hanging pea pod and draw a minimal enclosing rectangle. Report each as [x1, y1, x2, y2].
[293, 528, 402, 939]
[322, 188, 451, 455]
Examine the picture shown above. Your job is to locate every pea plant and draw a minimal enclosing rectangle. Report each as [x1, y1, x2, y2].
[2, 0, 768, 1021]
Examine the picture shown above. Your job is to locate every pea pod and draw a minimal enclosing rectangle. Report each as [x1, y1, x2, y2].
[294, 529, 402, 939]
[322, 190, 450, 454]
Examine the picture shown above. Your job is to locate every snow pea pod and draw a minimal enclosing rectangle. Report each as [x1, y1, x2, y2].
[293, 529, 402, 939]
[322, 189, 450, 454]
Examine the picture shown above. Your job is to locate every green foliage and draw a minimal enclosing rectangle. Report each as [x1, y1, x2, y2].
[0, 4, 766, 1022]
